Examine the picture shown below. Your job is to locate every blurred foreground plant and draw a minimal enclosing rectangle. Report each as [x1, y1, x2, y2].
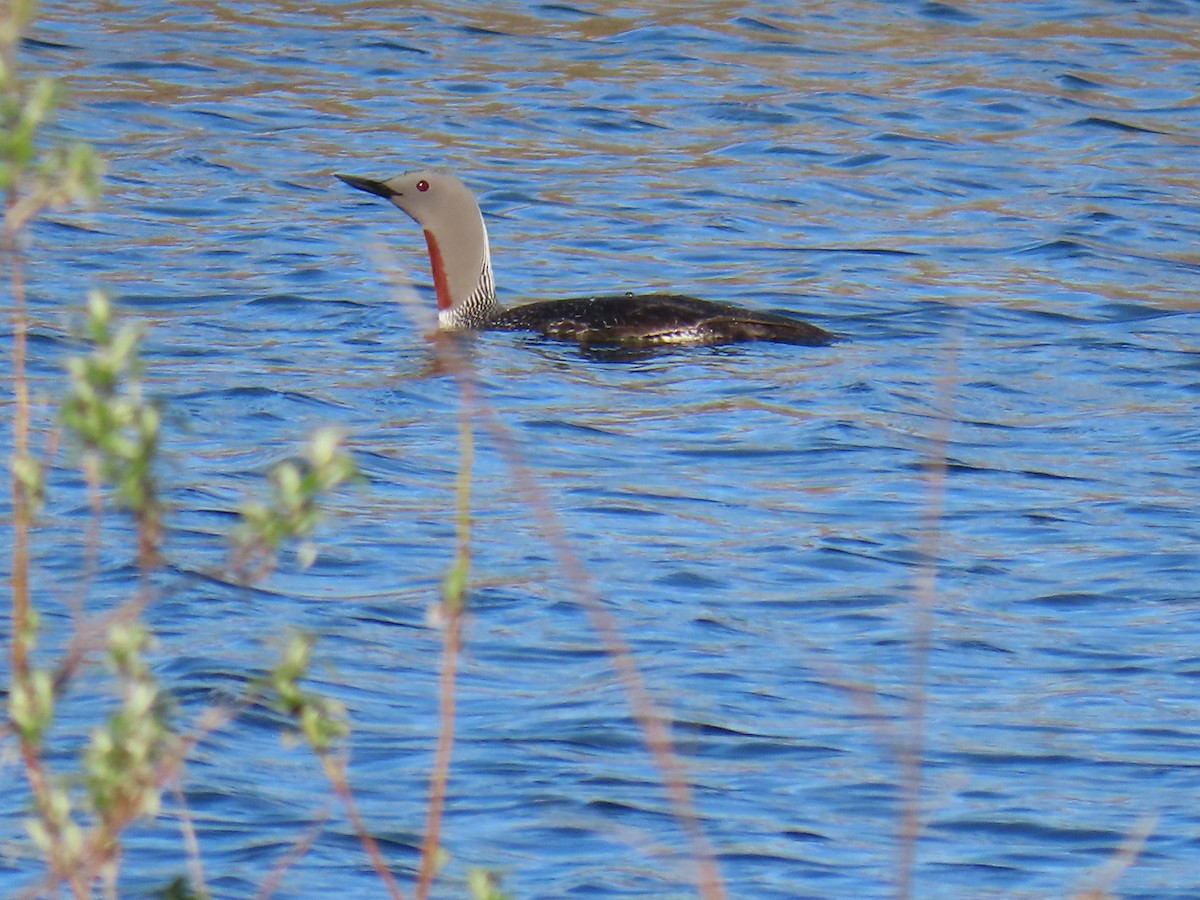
[264, 633, 406, 900]
[61, 290, 163, 567]
[7, 286, 184, 896]
[3, 2, 172, 896]
[4, 0, 103, 680]
[232, 427, 359, 580]
[2, 5, 402, 899]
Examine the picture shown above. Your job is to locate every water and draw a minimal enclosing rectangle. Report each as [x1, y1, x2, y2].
[3, 1, 1199, 897]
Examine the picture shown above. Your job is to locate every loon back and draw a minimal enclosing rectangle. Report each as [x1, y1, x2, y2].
[489, 293, 834, 347]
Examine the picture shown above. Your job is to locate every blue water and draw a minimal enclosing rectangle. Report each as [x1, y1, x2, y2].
[3, 1, 1200, 897]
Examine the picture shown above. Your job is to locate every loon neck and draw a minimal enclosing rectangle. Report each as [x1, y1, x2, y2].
[423, 229, 453, 316]
[423, 225, 498, 330]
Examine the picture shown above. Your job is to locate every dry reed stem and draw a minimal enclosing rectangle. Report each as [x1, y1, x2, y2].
[415, 605, 463, 900]
[474, 398, 727, 899]
[895, 324, 961, 900]
[375, 259, 452, 899]
[1073, 815, 1156, 899]
[375, 248, 725, 898]
[416, 354, 474, 900]
[172, 772, 208, 896]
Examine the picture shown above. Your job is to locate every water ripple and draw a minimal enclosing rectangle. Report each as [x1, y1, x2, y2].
[6, 1, 1200, 897]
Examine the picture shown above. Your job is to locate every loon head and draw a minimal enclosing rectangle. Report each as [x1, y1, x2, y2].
[337, 168, 498, 329]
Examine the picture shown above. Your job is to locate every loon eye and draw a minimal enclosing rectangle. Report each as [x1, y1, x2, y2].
[416, 179, 430, 192]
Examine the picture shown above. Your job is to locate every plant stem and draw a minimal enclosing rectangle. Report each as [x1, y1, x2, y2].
[4, 214, 32, 682]
[323, 753, 408, 900]
[478, 397, 727, 900]
[417, 353, 475, 900]
[895, 324, 960, 900]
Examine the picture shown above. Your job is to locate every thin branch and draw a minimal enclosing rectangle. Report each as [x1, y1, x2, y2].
[320, 751, 408, 900]
[257, 806, 331, 900]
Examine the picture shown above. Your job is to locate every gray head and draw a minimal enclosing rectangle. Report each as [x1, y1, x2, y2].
[337, 168, 498, 328]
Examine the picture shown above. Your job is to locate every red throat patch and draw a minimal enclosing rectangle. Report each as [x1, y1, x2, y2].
[423, 229, 452, 313]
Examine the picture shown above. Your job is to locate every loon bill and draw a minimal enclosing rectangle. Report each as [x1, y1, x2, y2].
[336, 169, 835, 348]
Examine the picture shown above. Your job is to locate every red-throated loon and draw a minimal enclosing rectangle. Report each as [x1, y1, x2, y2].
[336, 169, 835, 348]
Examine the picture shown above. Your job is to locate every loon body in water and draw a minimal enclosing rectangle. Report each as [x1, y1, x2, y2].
[336, 169, 835, 348]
